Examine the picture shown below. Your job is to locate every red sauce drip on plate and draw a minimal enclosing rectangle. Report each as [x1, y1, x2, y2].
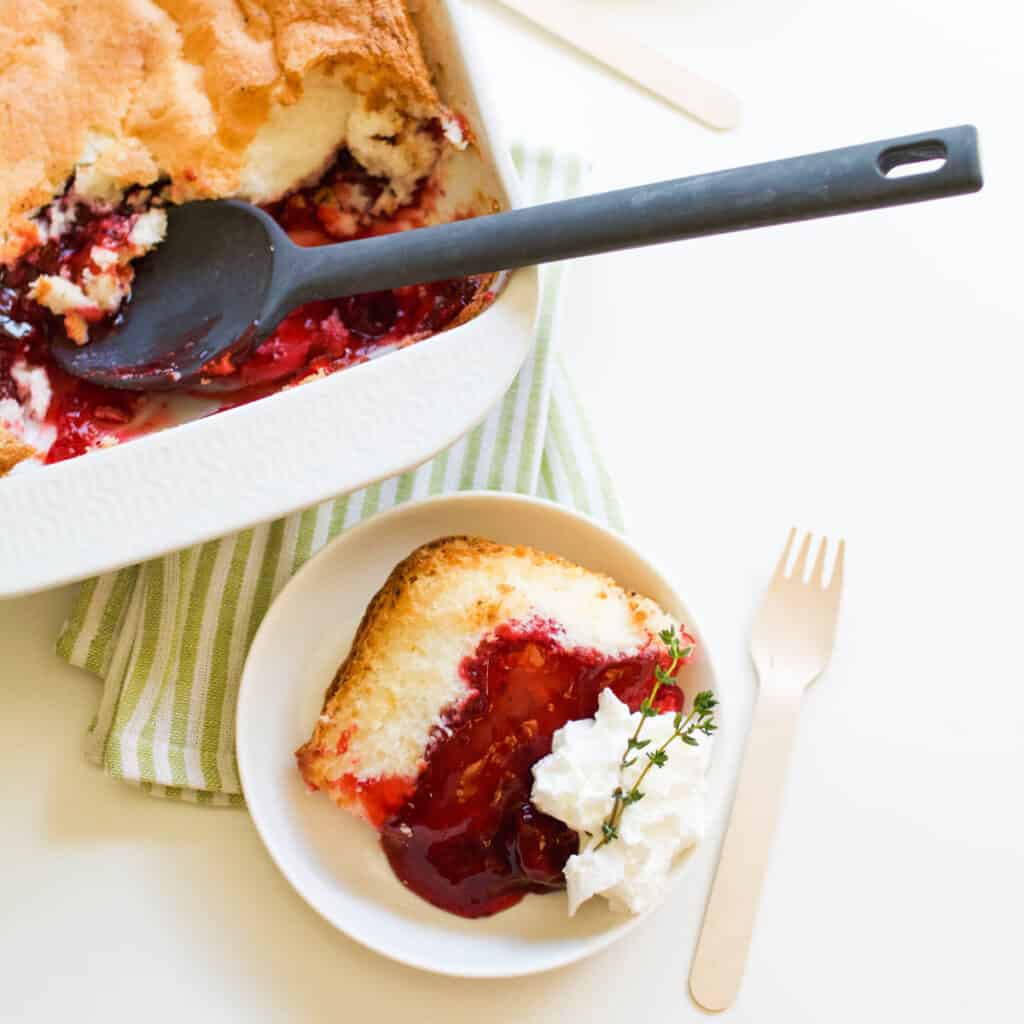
[376, 622, 686, 919]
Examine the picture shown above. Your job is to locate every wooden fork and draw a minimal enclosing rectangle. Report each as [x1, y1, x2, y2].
[689, 529, 846, 1011]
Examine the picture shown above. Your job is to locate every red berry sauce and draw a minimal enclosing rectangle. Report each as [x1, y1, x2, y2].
[0, 200, 144, 462]
[207, 152, 486, 397]
[0, 149, 484, 465]
[374, 621, 690, 919]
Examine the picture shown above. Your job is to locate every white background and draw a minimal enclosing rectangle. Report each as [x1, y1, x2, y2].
[2, 1, 1023, 1019]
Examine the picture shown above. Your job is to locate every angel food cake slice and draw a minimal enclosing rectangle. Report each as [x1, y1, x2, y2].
[296, 536, 703, 918]
[0, 0, 485, 473]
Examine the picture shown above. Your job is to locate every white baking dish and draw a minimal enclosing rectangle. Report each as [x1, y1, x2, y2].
[0, 0, 538, 599]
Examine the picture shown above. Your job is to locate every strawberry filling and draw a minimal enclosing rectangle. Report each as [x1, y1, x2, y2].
[369, 621, 692, 919]
[0, 149, 485, 465]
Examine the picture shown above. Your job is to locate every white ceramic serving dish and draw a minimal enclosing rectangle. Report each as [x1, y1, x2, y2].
[0, 0, 538, 598]
[236, 492, 720, 977]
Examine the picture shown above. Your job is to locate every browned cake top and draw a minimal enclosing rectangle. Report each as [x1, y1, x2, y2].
[0, 0, 440, 258]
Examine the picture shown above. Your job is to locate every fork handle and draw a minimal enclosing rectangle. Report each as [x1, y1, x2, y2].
[689, 689, 804, 1011]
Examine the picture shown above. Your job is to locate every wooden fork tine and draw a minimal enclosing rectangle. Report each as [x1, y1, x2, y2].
[829, 539, 846, 593]
[811, 536, 829, 588]
[791, 531, 813, 581]
[771, 528, 797, 583]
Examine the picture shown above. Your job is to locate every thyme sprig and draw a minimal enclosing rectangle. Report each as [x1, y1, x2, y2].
[596, 627, 717, 849]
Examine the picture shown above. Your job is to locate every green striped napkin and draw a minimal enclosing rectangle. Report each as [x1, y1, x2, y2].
[55, 147, 622, 805]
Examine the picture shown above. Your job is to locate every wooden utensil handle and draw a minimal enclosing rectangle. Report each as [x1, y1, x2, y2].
[689, 690, 804, 1011]
[494, 0, 741, 129]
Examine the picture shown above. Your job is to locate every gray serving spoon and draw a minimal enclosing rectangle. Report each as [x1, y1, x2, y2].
[51, 126, 982, 391]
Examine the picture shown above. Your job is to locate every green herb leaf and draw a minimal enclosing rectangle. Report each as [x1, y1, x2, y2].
[597, 629, 717, 848]
[627, 737, 652, 750]
[692, 691, 717, 716]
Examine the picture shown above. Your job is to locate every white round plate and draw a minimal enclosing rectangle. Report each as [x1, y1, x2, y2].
[236, 491, 718, 977]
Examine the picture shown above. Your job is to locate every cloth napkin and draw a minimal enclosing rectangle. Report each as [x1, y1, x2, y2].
[55, 147, 622, 805]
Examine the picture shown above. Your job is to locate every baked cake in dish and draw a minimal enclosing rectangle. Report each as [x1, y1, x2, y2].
[296, 536, 697, 918]
[0, 0, 490, 475]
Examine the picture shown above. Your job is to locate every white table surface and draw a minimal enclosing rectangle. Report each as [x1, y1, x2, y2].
[2, 1, 1022, 1019]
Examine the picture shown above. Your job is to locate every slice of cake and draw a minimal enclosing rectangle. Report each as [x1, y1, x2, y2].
[296, 535, 697, 918]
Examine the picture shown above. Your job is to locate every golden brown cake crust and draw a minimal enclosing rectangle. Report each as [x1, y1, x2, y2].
[295, 537, 542, 791]
[295, 536, 675, 815]
[0, 428, 37, 475]
[0, 0, 440, 259]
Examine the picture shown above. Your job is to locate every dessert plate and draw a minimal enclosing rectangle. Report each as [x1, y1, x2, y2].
[236, 491, 719, 977]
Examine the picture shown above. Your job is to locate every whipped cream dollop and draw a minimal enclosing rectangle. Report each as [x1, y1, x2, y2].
[531, 688, 709, 915]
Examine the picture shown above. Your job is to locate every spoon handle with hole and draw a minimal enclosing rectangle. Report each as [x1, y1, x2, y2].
[279, 125, 981, 311]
